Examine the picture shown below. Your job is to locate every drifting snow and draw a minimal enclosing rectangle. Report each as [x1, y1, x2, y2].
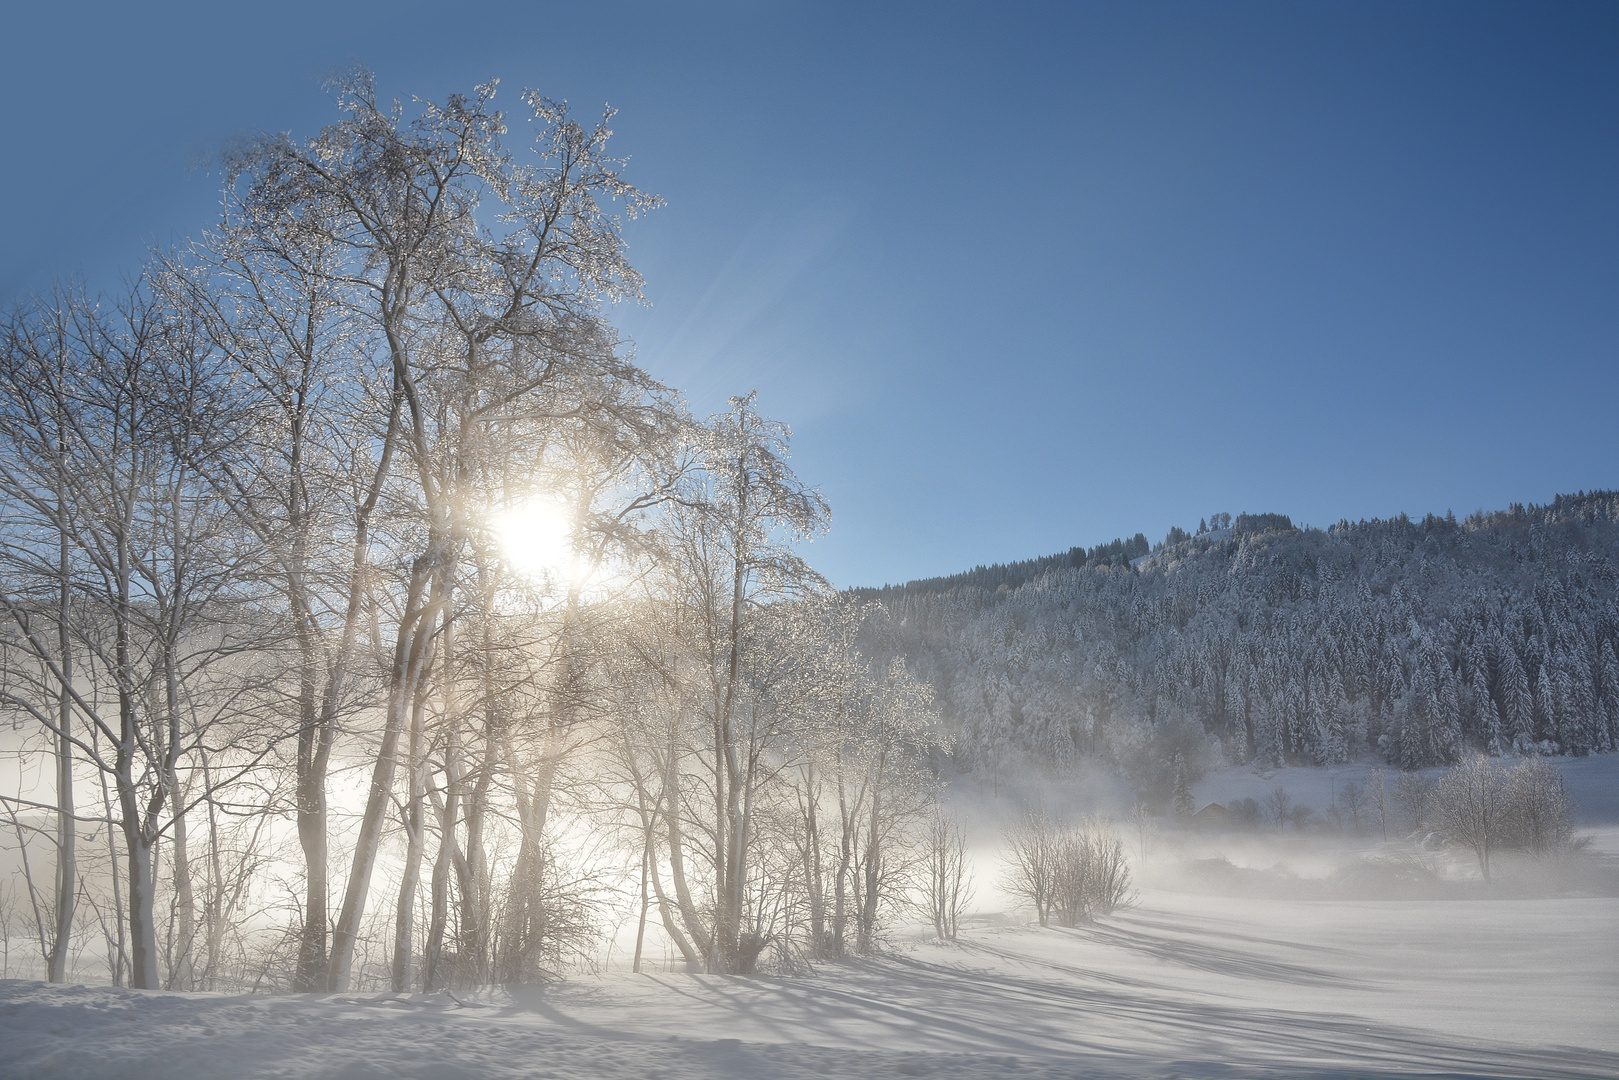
[2, 884, 1615, 1080]
[4, 753, 1616, 1079]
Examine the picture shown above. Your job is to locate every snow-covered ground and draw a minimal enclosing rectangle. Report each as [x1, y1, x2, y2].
[3, 752, 1616, 1080]
[2, 883, 1615, 1079]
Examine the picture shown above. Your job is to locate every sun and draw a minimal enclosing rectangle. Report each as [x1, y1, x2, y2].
[492, 498, 580, 585]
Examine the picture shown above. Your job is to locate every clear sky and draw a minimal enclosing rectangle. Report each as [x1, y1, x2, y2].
[3, 1, 1615, 588]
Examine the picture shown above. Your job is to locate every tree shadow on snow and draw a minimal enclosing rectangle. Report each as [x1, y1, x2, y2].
[496, 946, 1616, 1080]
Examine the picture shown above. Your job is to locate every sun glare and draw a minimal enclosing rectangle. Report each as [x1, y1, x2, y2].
[494, 498, 580, 585]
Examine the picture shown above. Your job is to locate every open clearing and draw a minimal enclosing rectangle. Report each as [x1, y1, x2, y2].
[2, 881, 1615, 1080]
[5, 756, 1615, 1079]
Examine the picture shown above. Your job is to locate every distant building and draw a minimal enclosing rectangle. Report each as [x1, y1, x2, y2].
[1190, 802, 1236, 830]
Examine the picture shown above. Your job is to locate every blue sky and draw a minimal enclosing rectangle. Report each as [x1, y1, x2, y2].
[3, 1, 1615, 587]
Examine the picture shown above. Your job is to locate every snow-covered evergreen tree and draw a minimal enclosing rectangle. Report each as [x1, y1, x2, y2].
[858, 492, 1619, 774]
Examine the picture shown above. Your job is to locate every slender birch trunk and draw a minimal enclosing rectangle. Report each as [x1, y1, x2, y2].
[391, 685, 432, 992]
[47, 521, 75, 983]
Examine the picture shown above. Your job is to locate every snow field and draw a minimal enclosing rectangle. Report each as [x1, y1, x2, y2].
[2, 884, 1615, 1080]
[4, 754, 1615, 1079]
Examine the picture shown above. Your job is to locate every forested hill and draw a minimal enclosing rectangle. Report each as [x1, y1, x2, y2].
[857, 492, 1619, 794]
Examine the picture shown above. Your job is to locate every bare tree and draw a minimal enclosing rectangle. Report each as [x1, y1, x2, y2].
[1502, 757, 1574, 855]
[1002, 807, 1060, 927]
[1395, 770, 1436, 833]
[1330, 779, 1367, 833]
[0, 296, 82, 982]
[153, 219, 392, 993]
[222, 67, 660, 991]
[0, 285, 276, 989]
[1264, 786, 1294, 831]
[1129, 802, 1153, 866]
[921, 810, 972, 941]
[628, 396, 830, 974]
[1368, 769, 1390, 840]
[1433, 755, 1506, 880]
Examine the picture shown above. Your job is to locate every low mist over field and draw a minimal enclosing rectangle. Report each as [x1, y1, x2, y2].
[2, 752, 1614, 1079]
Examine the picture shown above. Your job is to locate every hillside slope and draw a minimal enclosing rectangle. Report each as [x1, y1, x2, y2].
[860, 492, 1619, 792]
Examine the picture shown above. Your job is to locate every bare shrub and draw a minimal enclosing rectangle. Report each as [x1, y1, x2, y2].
[1052, 818, 1134, 925]
[1003, 811, 1133, 927]
[493, 841, 604, 984]
[1261, 787, 1316, 832]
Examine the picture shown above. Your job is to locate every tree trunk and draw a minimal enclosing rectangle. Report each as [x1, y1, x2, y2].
[832, 775, 855, 957]
[116, 770, 159, 990]
[166, 795, 196, 990]
[708, 482, 750, 974]
[459, 721, 495, 984]
[659, 751, 710, 967]
[202, 774, 225, 990]
[164, 647, 195, 991]
[92, 740, 127, 987]
[501, 756, 556, 982]
[632, 836, 650, 974]
[859, 777, 882, 953]
[423, 771, 459, 991]
[329, 549, 445, 991]
[293, 731, 330, 992]
[801, 767, 824, 955]
[390, 688, 431, 992]
[294, 380, 398, 993]
[292, 617, 329, 992]
[648, 833, 700, 968]
[48, 543, 74, 983]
